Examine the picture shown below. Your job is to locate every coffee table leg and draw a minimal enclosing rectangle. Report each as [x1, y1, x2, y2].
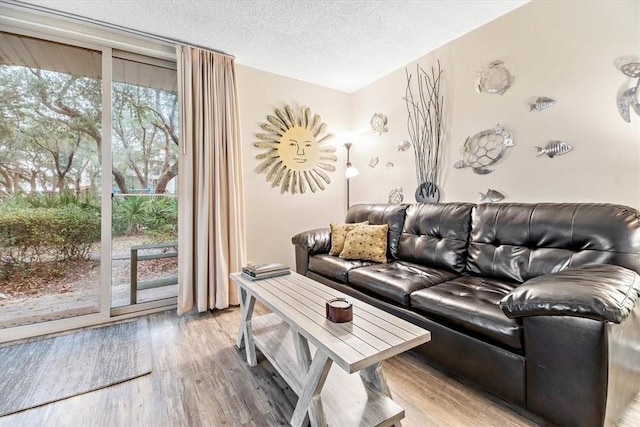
[236, 287, 257, 366]
[292, 329, 312, 369]
[292, 331, 323, 426]
[360, 362, 402, 427]
[236, 285, 246, 348]
[290, 351, 332, 427]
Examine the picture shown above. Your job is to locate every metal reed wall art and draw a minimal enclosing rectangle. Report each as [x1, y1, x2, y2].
[403, 61, 444, 203]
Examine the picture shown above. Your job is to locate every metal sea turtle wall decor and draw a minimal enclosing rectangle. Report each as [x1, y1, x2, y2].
[388, 187, 404, 204]
[254, 104, 336, 194]
[454, 124, 514, 175]
[370, 113, 388, 135]
[476, 61, 514, 95]
[617, 61, 640, 123]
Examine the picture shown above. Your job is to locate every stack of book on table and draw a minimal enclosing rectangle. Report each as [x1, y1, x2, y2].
[241, 263, 290, 280]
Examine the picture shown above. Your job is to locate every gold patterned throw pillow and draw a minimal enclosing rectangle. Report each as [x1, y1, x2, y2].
[339, 224, 389, 263]
[329, 221, 369, 256]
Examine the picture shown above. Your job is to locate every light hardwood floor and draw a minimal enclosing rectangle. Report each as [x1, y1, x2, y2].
[1, 306, 638, 427]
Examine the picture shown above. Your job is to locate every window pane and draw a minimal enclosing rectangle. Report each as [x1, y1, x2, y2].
[110, 54, 178, 308]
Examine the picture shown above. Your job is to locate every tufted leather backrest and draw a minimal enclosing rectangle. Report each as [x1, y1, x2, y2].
[346, 204, 408, 259]
[397, 203, 475, 273]
[467, 203, 640, 283]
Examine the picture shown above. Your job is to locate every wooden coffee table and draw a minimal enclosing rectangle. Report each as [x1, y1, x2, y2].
[231, 271, 431, 427]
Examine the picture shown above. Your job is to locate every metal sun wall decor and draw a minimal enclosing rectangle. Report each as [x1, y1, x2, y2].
[404, 61, 444, 203]
[370, 113, 388, 135]
[254, 104, 337, 194]
[454, 124, 514, 175]
[536, 140, 573, 158]
[476, 60, 514, 95]
[617, 61, 640, 123]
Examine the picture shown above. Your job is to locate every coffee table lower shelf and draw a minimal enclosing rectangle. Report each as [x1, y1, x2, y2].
[252, 313, 404, 427]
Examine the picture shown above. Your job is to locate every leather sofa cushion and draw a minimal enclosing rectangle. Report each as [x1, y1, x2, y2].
[467, 203, 640, 283]
[345, 204, 408, 260]
[397, 203, 474, 273]
[501, 264, 640, 323]
[348, 261, 459, 307]
[308, 254, 372, 283]
[411, 276, 523, 350]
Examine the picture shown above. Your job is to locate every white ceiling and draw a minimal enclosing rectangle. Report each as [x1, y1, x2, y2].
[17, 0, 529, 93]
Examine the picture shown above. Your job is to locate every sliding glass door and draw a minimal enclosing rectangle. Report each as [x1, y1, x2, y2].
[0, 28, 178, 339]
[0, 32, 105, 330]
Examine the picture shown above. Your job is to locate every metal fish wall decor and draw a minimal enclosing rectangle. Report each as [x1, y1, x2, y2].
[529, 97, 556, 111]
[536, 140, 573, 158]
[398, 140, 411, 152]
[479, 189, 505, 202]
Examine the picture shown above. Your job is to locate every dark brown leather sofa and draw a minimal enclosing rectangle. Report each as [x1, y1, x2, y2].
[291, 202, 640, 426]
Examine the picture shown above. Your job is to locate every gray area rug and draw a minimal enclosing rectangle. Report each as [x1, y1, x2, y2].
[0, 319, 152, 416]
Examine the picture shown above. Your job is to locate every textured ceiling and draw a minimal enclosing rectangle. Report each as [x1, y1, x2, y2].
[17, 0, 529, 93]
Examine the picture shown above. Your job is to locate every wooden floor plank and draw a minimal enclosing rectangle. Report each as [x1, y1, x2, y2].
[1, 308, 638, 427]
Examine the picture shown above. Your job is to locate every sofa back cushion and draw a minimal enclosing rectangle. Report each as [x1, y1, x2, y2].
[467, 203, 640, 283]
[345, 204, 408, 259]
[397, 203, 474, 273]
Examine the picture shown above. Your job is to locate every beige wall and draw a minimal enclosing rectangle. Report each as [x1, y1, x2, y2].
[350, 0, 640, 209]
[236, 65, 351, 267]
[238, 0, 639, 268]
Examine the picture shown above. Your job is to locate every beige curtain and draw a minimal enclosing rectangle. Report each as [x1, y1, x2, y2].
[176, 45, 246, 314]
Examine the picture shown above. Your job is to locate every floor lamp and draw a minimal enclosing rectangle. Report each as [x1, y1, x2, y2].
[344, 143, 359, 210]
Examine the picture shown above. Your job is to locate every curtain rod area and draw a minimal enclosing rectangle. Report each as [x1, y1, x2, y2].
[1, 0, 235, 58]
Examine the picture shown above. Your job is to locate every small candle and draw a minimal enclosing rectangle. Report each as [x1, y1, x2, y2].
[329, 299, 351, 309]
[326, 298, 353, 323]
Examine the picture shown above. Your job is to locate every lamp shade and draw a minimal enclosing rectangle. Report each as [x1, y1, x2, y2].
[345, 162, 359, 178]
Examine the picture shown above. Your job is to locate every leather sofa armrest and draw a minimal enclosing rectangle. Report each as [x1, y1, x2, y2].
[500, 264, 640, 323]
[292, 228, 331, 276]
[291, 228, 331, 255]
